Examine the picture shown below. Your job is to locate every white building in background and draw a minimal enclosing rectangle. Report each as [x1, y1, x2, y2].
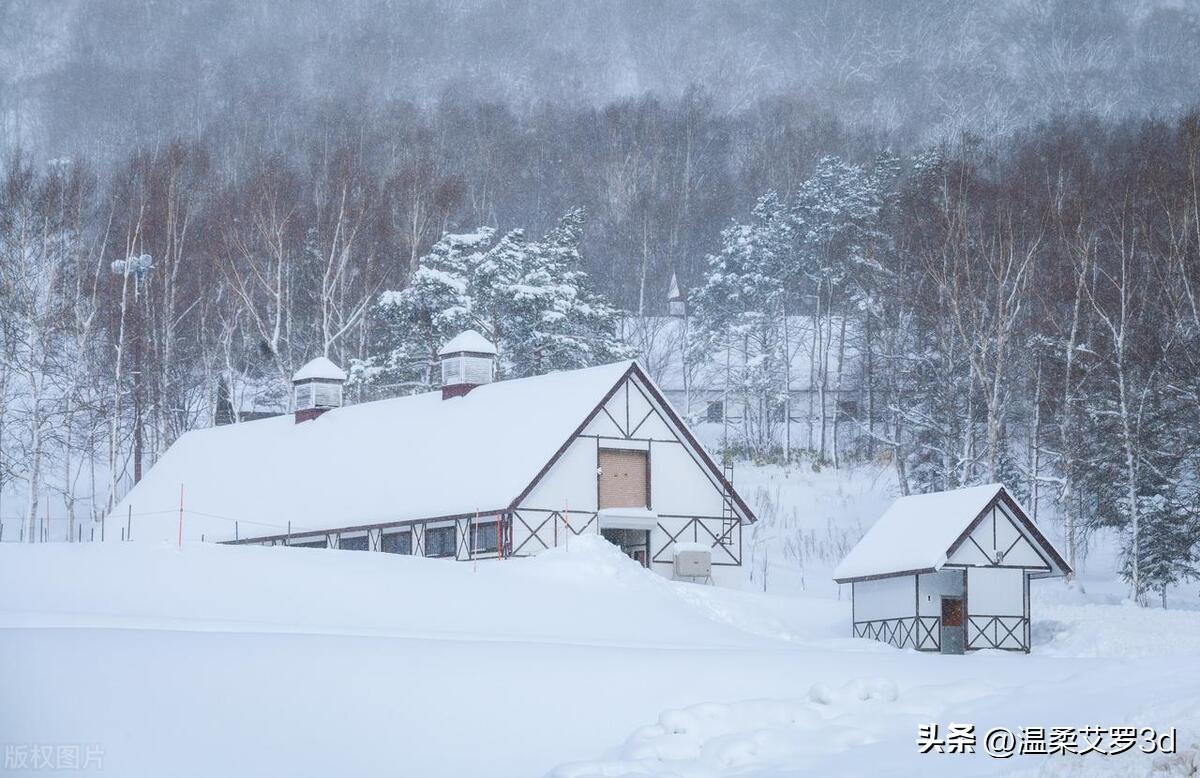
[107, 330, 756, 585]
[619, 272, 864, 455]
[833, 483, 1070, 654]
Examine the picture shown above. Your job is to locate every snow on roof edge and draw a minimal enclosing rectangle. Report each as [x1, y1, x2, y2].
[832, 483, 1005, 582]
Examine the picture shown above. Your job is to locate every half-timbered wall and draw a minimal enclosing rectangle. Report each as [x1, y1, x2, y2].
[511, 371, 745, 585]
[965, 567, 1028, 651]
[852, 575, 918, 648]
[942, 497, 1041, 651]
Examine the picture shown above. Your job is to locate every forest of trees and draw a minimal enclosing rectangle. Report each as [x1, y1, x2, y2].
[3, 104, 1200, 601]
[685, 120, 1200, 602]
[1, 0, 1199, 600]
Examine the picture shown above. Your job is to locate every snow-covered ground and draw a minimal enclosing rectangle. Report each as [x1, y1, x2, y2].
[2, 463, 1198, 777]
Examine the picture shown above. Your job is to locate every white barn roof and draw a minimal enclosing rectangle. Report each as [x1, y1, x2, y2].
[291, 356, 347, 382]
[832, 483, 1068, 583]
[111, 361, 637, 543]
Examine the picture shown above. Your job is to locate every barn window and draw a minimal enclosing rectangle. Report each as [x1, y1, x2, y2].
[425, 525, 456, 557]
[472, 522, 498, 553]
[313, 382, 342, 408]
[295, 383, 315, 410]
[705, 401, 724, 423]
[462, 357, 493, 385]
[381, 531, 411, 555]
[339, 534, 369, 551]
[441, 355, 464, 386]
[290, 537, 326, 549]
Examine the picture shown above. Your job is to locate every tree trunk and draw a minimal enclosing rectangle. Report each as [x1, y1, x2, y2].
[832, 314, 847, 469]
[782, 307, 791, 462]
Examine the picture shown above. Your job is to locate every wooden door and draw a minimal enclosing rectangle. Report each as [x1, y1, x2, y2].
[941, 597, 963, 627]
[598, 449, 649, 509]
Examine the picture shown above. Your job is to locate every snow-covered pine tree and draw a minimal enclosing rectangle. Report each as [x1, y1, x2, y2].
[354, 209, 627, 394]
[1135, 494, 1200, 606]
[470, 227, 527, 378]
[350, 229, 488, 394]
[503, 208, 629, 377]
[791, 157, 889, 464]
[868, 147, 976, 494]
[689, 193, 792, 461]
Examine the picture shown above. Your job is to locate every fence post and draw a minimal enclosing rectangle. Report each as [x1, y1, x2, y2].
[177, 483, 184, 549]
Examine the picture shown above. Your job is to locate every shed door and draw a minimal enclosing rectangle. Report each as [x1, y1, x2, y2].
[598, 449, 649, 509]
[940, 597, 965, 655]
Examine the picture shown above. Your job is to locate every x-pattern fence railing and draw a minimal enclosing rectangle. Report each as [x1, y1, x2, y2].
[854, 616, 942, 650]
[510, 508, 738, 564]
[853, 617, 916, 648]
[966, 615, 1027, 650]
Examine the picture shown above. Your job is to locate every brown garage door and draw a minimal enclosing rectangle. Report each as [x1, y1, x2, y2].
[598, 449, 649, 509]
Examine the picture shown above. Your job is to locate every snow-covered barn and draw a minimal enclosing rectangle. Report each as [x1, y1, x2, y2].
[833, 484, 1070, 653]
[108, 331, 755, 585]
[619, 274, 863, 452]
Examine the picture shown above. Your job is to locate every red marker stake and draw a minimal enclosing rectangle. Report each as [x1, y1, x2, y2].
[178, 484, 184, 549]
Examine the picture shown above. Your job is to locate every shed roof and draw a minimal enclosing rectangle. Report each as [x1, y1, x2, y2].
[439, 329, 497, 356]
[832, 483, 1064, 582]
[291, 356, 347, 383]
[111, 361, 637, 543]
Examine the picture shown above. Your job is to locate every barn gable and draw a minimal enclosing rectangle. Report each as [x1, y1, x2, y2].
[511, 363, 753, 525]
[506, 363, 752, 575]
[583, 374, 678, 442]
[945, 498, 1050, 570]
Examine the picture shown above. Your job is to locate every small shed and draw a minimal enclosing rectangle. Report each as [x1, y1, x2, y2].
[833, 483, 1070, 654]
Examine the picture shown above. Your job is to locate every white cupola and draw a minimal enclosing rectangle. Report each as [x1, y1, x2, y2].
[292, 356, 347, 423]
[438, 330, 497, 399]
